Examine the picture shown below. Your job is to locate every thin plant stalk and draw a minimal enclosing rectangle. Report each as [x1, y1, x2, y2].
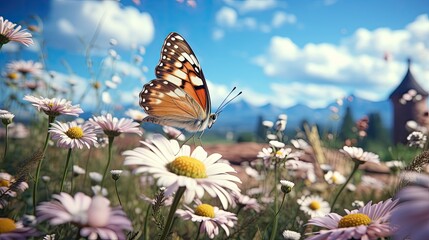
[32, 115, 55, 215]
[159, 186, 186, 240]
[100, 136, 114, 189]
[114, 180, 122, 206]
[143, 204, 151, 240]
[195, 222, 203, 240]
[2, 123, 8, 162]
[269, 163, 280, 240]
[60, 148, 73, 192]
[330, 162, 360, 210]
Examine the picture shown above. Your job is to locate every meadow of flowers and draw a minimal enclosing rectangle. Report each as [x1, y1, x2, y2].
[1, 16, 429, 240]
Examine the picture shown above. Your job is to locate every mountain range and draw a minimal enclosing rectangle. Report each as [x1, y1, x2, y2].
[209, 95, 393, 133]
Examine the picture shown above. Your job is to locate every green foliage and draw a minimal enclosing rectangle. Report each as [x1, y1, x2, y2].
[339, 106, 355, 141]
[236, 132, 256, 142]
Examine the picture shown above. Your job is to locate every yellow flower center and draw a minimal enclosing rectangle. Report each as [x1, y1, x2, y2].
[66, 126, 84, 139]
[167, 156, 207, 178]
[0, 218, 17, 233]
[309, 201, 321, 210]
[332, 175, 338, 184]
[48, 102, 54, 108]
[338, 213, 371, 228]
[0, 179, 10, 187]
[92, 81, 101, 89]
[194, 204, 215, 218]
[7, 72, 19, 80]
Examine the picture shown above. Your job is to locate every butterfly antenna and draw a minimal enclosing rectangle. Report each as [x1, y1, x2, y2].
[216, 87, 237, 111]
[215, 90, 242, 114]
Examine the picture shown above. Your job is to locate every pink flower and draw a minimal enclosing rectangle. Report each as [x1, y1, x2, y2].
[23, 95, 83, 117]
[49, 121, 98, 149]
[0, 17, 33, 47]
[392, 172, 429, 240]
[0, 172, 28, 209]
[0, 218, 40, 239]
[7, 60, 42, 75]
[37, 192, 132, 240]
[89, 113, 141, 137]
[306, 199, 398, 240]
[176, 202, 237, 239]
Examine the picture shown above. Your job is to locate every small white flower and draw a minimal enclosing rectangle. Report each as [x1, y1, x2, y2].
[324, 171, 346, 185]
[282, 230, 301, 240]
[290, 138, 310, 150]
[109, 38, 117, 46]
[91, 185, 108, 196]
[73, 165, 86, 176]
[352, 200, 365, 209]
[297, 195, 330, 218]
[269, 140, 285, 148]
[89, 172, 103, 183]
[262, 120, 274, 128]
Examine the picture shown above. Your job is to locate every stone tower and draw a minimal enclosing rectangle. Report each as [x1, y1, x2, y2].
[389, 59, 429, 144]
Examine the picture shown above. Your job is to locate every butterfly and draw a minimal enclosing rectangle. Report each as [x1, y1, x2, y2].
[140, 32, 225, 133]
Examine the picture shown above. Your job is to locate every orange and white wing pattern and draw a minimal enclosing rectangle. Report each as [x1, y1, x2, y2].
[154, 32, 211, 114]
[139, 79, 208, 132]
[139, 32, 213, 132]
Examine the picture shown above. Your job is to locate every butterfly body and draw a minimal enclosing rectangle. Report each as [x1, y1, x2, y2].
[139, 32, 217, 132]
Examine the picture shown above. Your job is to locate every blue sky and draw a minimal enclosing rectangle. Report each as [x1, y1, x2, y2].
[2, 0, 429, 109]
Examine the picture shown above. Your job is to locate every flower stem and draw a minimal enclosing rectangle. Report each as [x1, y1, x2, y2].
[195, 222, 203, 240]
[143, 204, 151, 240]
[33, 115, 55, 215]
[159, 186, 186, 240]
[100, 136, 115, 189]
[114, 180, 122, 206]
[269, 163, 279, 240]
[2, 124, 8, 162]
[330, 162, 360, 210]
[60, 148, 73, 192]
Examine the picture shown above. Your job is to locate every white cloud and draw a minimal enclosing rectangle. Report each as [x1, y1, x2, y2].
[213, 7, 297, 39]
[216, 7, 238, 27]
[103, 58, 143, 78]
[45, 0, 154, 51]
[212, 29, 225, 41]
[224, 0, 278, 13]
[255, 14, 429, 104]
[272, 11, 297, 28]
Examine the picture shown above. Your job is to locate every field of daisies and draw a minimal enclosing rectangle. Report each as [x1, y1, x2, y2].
[1, 16, 429, 240]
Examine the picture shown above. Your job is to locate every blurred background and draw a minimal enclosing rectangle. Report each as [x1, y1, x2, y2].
[1, 0, 429, 145]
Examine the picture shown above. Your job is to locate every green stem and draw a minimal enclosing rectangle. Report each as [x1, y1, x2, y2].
[60, 148, 73, 192]
[269, 163, 279, 240]
[159, 186, 186, 240]
[33, 115, 55, 215]
[143, 204, 151, 240]
[100, 136, 114, 189]
[82, 148, 92, 188]
[330, 162, 360, 210]
[114, 180, 122, 206]
[195, 222, 203, 240]
[274, 193, 287, 218]
[2, 123, 8, 162]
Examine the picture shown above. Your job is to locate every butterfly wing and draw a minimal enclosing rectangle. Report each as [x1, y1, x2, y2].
[154, 32, 211, 115]
[139, 79, 208, 132]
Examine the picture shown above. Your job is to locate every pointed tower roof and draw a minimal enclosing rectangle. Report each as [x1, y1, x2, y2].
[389, 59, 428, 99]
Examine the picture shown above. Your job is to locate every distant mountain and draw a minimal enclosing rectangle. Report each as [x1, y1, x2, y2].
[210, 95, 393, 133]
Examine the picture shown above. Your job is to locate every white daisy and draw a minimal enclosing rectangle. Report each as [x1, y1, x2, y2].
[123, 134, 241, 208]
[282, 230, 301, 240]
[176, 202, 237, 239]
[340, 146, 380, 165]
[324, 171, 346, 185]
[297, 195, 330, 218]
